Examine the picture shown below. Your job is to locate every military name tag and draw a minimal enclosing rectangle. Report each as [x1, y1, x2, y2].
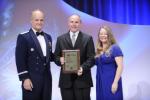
[62, 50, 80, 73]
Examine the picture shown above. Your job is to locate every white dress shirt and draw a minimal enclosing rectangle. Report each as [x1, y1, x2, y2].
[69, 31, 79, 42]
[32, 28, 46, 56]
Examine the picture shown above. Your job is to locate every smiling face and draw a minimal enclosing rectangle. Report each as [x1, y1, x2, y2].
[31, 10, 44, 32]
[68, 14, 81, 33]
[96, 26, 116, 54]
[99, 28, 108, 44]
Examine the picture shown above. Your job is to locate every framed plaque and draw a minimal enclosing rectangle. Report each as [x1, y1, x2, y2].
[62, 50, 80, 73]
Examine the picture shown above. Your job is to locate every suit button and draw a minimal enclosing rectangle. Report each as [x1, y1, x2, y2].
[43, 63, 46, 66]
[36, 56, 39, 59]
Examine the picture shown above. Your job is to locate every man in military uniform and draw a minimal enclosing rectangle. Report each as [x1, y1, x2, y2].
[15, 9, 54, 100]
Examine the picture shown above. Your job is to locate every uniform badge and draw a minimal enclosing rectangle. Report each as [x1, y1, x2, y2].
[30, 48, 34, 52]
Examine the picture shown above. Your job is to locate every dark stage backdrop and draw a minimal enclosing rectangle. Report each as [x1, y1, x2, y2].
[63, 0, 150, 25]
[0, 0, 150, 100]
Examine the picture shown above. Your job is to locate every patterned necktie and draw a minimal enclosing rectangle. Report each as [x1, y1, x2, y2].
[72, 33, 76, 46]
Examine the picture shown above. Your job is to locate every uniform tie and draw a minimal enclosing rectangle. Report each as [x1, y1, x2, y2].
[36, 32, 44, 36]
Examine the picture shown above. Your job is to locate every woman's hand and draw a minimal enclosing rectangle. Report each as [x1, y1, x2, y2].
[111, 82, 118, 94]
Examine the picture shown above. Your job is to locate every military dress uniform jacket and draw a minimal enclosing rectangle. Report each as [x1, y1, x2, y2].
[15, 28, 54, 81]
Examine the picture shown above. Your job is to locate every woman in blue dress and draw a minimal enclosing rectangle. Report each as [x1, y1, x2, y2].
[95, 26, 123, 100]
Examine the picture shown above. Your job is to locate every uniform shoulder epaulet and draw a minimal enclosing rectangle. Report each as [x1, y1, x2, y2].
[20, 31, 29, 34]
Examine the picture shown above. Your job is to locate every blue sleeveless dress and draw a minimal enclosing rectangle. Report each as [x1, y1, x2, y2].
[95, 44, 123, 100]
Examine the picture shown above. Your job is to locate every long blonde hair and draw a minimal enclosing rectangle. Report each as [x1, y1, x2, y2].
[96, 25, 116, 55]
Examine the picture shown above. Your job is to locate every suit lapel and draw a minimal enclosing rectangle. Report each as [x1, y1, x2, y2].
[44, 34, 50, 63]
[30, 29, 44, 59]
[74, 32, 82, 48]
[65, 33, 73, 48]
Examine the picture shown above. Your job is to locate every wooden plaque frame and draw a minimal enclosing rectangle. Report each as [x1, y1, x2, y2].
[62, 50, 80, 73]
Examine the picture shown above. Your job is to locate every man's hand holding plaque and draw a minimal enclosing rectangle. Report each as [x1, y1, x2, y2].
[60, 57, 65, 65]
[60, 56, 83, 75]
[77, 67, 83, 76]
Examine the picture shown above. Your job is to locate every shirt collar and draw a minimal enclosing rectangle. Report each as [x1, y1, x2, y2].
[32, 28, 42, 35]
[69, 31, 79, 37]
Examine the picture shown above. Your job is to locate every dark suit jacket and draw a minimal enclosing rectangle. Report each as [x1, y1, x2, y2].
[54, 31, 95, 88]
[15, 29, 54, 81]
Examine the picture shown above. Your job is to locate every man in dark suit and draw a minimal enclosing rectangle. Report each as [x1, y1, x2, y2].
[15, 9, 54, 100]
[54, 14, 95, 100]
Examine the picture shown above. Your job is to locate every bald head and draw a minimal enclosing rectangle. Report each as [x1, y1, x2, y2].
[31, 9, 44, 20]
[68, 14, 81, 23]
[30, 9, 44, 32]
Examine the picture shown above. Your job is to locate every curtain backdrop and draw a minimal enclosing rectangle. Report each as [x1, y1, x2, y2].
[63, 0, 150, 25]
